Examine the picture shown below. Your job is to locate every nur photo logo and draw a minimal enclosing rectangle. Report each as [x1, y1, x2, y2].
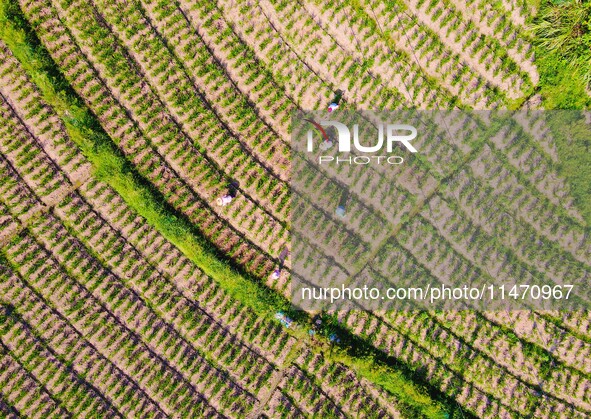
[303, 118, 418, 166]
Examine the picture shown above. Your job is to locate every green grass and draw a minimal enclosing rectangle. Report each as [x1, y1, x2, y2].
[533, 49, 590, 109]
[546, 111, 591, 226]
[0, 1, 457, 417]
[530, 0, 591, 225]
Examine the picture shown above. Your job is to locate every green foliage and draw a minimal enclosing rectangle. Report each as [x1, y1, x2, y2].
[531, 1, 591, 108]
[530, 1, 591, 224]
[525, 1, 591, 224]
[532, 0, 591, 87]
[546, 111, 591, 225]
[333, 352, 449, 419]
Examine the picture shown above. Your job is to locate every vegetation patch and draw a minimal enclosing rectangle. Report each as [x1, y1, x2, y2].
[531, 0, 591, 225]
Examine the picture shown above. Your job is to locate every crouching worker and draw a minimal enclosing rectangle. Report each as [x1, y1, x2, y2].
[217, 195, 233, 206]
[327, 102, 339, 112]
[270, 247, 289, 280]
[327, 89, 343, 113]
[217, 180, 240, 207]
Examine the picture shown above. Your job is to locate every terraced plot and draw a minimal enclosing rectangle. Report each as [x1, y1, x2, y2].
[0, 0, 590, 417]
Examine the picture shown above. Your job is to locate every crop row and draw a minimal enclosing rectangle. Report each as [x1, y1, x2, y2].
[277, 364, 347, 417]
[73, 179, 407, 415]
[265, 0, 453, 110]
[0, 39, 416, 414]
[467, 0, 530, 31]
[48, 194, 275, 394]
[3, 0, 588, 419]
[0, 98, 290, 415]
[370, 243, 590, 414]
[305, 0, 497, 107]
[215, 0, 335, 110]
[0, 90, 66, 200]
[336, 308, 516, 418]
[482, 117, 584, 222]
[345, 303, 587, 418]
[0, 61, 410, 414]
[0, 389, 20, 419]
[0, 168, 408, 417]
[20, 0, 290, 221]
[0, 335, 69, 419]
[446, 0, 537, 77]
[405, 0, 532, 98]
[376, 219, 591, 397]
[0, 45, 89, 183]
[140, 0, 293, 154]
[0, 307, 121, 417]
[439, 172, 590, 298]
[218, 0, 408, 112]
[3, 228, 245, 415]
[67, 176, 412, 415]
[466, 146, 590, 263]
[294, 348, 406, 417]
[8, 3, 286, 277]
[0, 156, 41, 221]
[0, 38, 276, 414]
[76, 178, 297, 359]
[288, 110, 591, 417]
[263, 389, 305, 418]
[0, 172, 375, 417]
[175, 0, 297, 138]
[268, 0, 447, 107]
[292, 130, 584, 414]
[290, 197, 588, 419]
[0, 267, 169, 418]
[81, 0, 292, 208]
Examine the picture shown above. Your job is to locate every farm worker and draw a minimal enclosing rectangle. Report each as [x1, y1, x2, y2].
[217, 195, 233, 206]
[271, 247, 288, 279]
[327, 102, 339, 112]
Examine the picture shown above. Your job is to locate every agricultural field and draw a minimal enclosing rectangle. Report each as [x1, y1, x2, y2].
[0, 0, 590, 417]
